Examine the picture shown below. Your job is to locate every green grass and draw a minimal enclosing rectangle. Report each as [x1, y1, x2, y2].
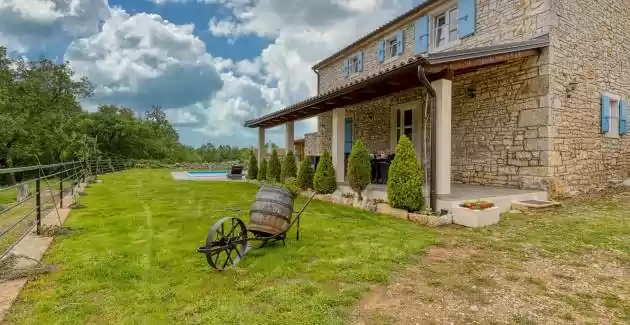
[0, 178, 75, 205]
[7, 169, 436, 325]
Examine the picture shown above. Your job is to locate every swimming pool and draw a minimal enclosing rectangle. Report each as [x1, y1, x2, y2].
[186, 171, 227, 177]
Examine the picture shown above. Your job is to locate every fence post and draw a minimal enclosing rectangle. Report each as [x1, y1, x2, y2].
[36, 175, 41, 235]
[59, 170, 64, 208]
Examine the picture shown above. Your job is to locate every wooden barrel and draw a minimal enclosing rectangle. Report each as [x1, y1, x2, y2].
[248, 185, 294, 235]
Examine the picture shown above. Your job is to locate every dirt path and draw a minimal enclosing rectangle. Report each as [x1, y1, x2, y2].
[352, 191, 630, 325]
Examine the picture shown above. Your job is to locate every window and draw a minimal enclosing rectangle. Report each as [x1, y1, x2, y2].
[432, 6, 459, 50]
[349, 56, 360, 74]
[396, 108, 413, 142]
[385, 35, 400, 60]
[604, 97, 620, 138]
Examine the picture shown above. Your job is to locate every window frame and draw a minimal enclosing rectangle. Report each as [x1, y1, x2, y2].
[394, 106, 414, 143]
[604, 93, 621, 138]
[383, 32, 400, 63]
[348, 56, 360, 74]
[428, 1, 460, 53]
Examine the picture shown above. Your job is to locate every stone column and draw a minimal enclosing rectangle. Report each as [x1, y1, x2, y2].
[285, 121, 295, 154]
[257, 127, 265, 167]
[331, 107, 345, 183]
[431, 78, 452, 195]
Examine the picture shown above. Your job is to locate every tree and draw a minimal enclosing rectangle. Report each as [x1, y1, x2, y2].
[247, 151, 258, 180]
[267, 149, 281, 182]
[313, 151, 336, 194]
[281, 150, 297, 182]
[387, 135, 424, 212]
[347, 140, 371, 201]
[258, 159, 268, 181]
[297, 159, 314, 190]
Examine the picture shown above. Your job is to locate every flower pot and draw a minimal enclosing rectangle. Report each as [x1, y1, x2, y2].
[452, 206, 500, 228]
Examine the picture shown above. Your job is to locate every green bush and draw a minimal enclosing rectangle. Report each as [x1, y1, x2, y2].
[347, 140, 371, 200]
[313, 151, 337, 194]
[247, 151, 258, 180]
[281, 150, 297, 182]
[267, 149, 282, 182]
[297, 159, 314, 190]
[387, 135, 424, 212]
[258, 159, 268, 181]
[283, 177, 300, 199]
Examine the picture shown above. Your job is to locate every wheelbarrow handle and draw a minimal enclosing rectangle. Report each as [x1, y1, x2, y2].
[292, 192, 316, 241]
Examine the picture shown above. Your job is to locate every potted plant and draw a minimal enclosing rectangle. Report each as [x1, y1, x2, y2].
[452, 200, 500, 228]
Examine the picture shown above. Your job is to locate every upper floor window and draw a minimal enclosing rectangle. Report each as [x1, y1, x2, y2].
[349, 56, 360, 74]
[385, 34, 401, 60]
[433, 6, 459, 49]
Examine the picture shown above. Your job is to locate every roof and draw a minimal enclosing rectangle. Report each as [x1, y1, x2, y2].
[246, 35, 549, 129]
[312, 0, 439, 71]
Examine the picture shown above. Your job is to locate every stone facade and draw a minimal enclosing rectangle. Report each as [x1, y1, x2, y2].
[546, 0, 630, 194]
[302, 0, 630, 194]
[318, 0, 553, 93]
[451, 50, 551, 189]
[310, 51, 551, 189]
[312, 88, 427, 157]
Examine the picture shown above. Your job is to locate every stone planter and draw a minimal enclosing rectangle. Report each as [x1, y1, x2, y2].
[452, 206, 500, 228]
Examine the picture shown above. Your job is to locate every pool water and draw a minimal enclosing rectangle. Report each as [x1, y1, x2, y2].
[186, 171, 227, 177]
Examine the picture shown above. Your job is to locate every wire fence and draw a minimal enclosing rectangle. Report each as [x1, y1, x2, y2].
[0, 159, 128, 259]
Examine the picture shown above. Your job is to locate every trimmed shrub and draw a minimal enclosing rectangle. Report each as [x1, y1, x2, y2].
[267, 149, 282, 182]
[258, 159, 268, 181]
[387, 135, 424, 211]
[283, 177, 300, 199]
[281, 150, 297, 182]
[297, 159, 314, 190]
[347, 140, 372, 200]
[247, 151, 258, 180]
[313, 151, 337, 194]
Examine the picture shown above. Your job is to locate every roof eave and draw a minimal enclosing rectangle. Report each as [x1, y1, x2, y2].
[311, 0, 438, 71]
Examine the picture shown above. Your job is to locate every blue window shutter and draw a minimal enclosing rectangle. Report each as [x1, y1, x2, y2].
[414, 16, 429, 55]
[342, 59, 349, 77]
[396, 30, 404, 56]
[377, 40, 385, 63]
[458, 0, 476, 38]
[620, 100, 628, 136]
[601, 95, 610, 134]
[357, 52, 363, 72]
[344, 118, 353, 153]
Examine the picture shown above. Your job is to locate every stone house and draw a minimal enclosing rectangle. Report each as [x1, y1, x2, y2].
[245, 0, 629, 209]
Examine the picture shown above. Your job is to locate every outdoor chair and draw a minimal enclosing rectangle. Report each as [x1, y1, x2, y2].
[227, 165, 244, 180]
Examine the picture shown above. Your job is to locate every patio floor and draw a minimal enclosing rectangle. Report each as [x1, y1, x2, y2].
[336, 183, 548, 214]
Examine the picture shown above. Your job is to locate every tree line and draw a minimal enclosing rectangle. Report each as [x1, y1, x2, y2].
[0, 46, 270, 170]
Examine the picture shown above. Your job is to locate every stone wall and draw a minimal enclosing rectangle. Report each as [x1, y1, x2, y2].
[312, 51, 551, 190]
[318, 0, 553, 94]
[312, 88, 426, 157]
[548, 0, 630, 194]
[451, 50, 551, 189]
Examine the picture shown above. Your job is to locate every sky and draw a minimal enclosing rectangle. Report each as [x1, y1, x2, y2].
[0, 0, 418, 148]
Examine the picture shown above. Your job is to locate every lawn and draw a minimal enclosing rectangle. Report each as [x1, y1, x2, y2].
[6, 169, 436, 325]
[354, 190, 630, 324]
[1, 178, 77, 256]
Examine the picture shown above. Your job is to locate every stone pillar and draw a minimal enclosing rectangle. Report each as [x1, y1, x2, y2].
[257, 127, 265, 167]
[285, 121, 295, 154]
[331, 107, 345, 183]
[431, 78, 452, 195]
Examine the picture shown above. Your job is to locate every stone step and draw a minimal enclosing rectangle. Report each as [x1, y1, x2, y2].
[511, 199, 562, 212]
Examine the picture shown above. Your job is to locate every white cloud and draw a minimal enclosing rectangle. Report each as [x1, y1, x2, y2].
[1, 0, 414, 147]
[65, 8, 224, 111]
[0, 0, 111, 53]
